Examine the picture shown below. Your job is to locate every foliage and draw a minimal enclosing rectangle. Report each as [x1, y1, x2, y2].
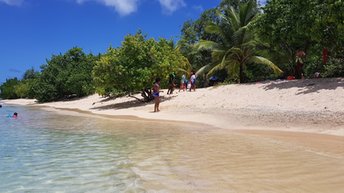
[0, 78, 20, 99]
[256, 0, 344, 77]
[178, 10, 218, 74]
[323, 58, 344, 78]
[197, 0, 282, 83]
[303, 56, 323, 78]
[33, 47, 98, 102]
[93, 32, 189, 99]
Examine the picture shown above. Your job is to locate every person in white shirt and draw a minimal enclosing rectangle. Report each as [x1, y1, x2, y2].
[189, 71, 196, 92]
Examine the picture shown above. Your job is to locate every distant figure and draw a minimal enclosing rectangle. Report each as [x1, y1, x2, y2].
[153, 78, 161, 112]
[13, 112, 18, 118]
[179, 74, 187, 91]
[295, 50, 306, 79]
[0, 104, 2, 108]
[189, 71, 196, 92]
[314, 72, 321, 78]
[167, 72, 175, 95]
[209, 76, 219, 86]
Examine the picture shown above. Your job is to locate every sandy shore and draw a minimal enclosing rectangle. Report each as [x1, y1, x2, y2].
[2, 78, 344, 136]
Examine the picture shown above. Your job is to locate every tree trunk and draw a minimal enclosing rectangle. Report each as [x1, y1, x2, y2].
[239, 64, 244, 83]
[141, 88, 154, 102]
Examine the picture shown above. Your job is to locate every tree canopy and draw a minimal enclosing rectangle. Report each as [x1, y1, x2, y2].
[93, 32, 189, 99]
[31, 47, 98, 102]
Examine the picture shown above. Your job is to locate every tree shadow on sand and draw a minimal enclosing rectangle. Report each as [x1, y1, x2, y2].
[262, 78, 344, 95]
[91, 95, 176, 111]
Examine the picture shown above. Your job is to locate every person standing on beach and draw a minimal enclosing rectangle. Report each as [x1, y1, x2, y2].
[153, 78, 161, 112]
[167, 72, 175, 95]
[295, 50, 306, 79]
[179, 74, 187, 91]
[189, 71, 196, 92]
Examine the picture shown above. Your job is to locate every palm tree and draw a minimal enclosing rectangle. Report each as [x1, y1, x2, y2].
[197, 0, 282, 83]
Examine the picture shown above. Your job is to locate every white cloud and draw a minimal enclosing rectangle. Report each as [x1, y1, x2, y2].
[158, 0, 186, 14]
[0, 0, 24, 6]
[76, 0, 139, 16]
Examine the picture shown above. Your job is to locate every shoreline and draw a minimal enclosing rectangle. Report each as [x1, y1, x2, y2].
[2, 78, 344, 137]
[3, 99, 344, 159]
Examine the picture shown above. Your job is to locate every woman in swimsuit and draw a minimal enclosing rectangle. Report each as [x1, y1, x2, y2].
[153, 78, 161, 112]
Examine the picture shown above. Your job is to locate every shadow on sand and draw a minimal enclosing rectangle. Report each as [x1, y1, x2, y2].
[91, 95, 176, 111]
[262, 78, 344, 95]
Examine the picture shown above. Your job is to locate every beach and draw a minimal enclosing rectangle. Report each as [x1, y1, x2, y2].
[3, 78, 344, 136]
[2, 78, 344, 192]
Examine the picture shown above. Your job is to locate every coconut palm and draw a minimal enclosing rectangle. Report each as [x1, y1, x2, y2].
[197, 0, 282, 83]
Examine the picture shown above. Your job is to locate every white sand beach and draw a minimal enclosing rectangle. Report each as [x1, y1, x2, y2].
[3, 78, 344, 136]
[3, 78, 344, 193]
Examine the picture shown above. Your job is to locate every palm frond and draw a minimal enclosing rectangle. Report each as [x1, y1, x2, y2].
[227, 7, 240, 31]
[240, 0, 257, 25]
[207, 62, 226, 77]
[207, 49, 235, 76]
[205, 23, 223, 36]
[227, 59, 240, 80]
[211, 50, 226, 62]
[216, 10, 231, 27]
[250, 56, 283, 74]
[196, 64, 212, 76]
[196, 40, 223, 51]
[241, 40, 258, 49]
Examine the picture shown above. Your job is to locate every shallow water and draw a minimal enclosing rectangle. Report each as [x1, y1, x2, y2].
[0, 106, 343, 193]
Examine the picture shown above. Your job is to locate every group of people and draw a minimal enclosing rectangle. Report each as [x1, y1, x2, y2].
[152, 71, 197, 112]
[166, 71, 197, 95]
[179, 71, 197, 92]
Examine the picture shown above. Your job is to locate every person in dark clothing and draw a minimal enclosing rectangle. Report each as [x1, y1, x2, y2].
[167, 72, 176, 95]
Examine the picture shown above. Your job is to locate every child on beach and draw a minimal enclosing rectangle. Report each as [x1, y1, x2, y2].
[179, 74, 187, 91]
[153, 78, 161, 112]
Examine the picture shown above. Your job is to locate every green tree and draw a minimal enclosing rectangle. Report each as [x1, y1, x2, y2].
[33, 47, 98, 102]
[14, 81, 30, 98]
[93, 32, 189, 101]
[23, 67, 39, 80]
[256, 0, 344, 76]
[197, 0, 282, 83]
[18, 68, 40, 99]
[0, 78, 20, 99]
[178, 7, 221, 69]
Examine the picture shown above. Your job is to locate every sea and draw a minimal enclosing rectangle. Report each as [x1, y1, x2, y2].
[0, 105, 343, 193]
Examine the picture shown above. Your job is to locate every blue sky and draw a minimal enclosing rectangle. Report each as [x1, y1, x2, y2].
[0, 0, 264, 83]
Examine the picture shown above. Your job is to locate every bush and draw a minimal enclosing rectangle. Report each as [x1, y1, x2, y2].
[244, 63, 280, 82]
[0, 78, 20, 99]
[323, 58, 344, 78]
[304, 57, 324, 78]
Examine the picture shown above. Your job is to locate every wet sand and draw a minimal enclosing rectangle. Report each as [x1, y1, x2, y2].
[118, 127, 344, 193]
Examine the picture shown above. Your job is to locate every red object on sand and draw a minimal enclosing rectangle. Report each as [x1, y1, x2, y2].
[322, 48, 328, 64]
[287, 76, 295, 80]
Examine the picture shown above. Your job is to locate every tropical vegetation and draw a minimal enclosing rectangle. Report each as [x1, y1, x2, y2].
[1, 0, 343, 101]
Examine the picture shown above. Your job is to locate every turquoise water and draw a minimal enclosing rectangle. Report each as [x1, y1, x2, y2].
[0, 106, 216, 192]
[0, 106, 141, 192]
[1, 105, 344, 193]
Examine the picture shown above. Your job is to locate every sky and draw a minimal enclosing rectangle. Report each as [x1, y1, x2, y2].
[0, 0, 265, 83]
